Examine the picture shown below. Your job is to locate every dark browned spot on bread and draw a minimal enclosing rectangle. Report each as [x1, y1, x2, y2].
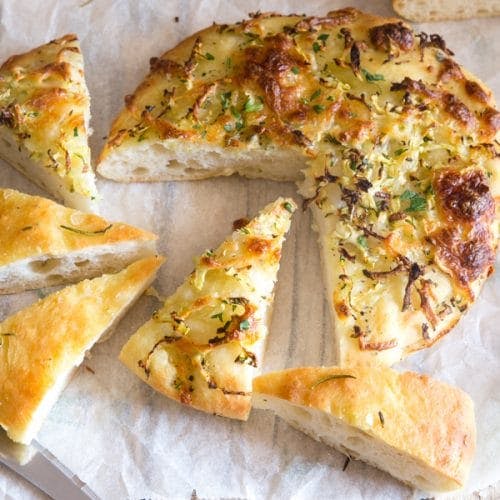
[149, 57, 184, 76]
[434, 169, 494, 222]
[334, 300, 349, 319]
[233, 217, 250, 231]
[438, 58, 463, 83]
[369, 22, 414, 52]
[390, 77, 437, 99]
[443, 94, 475, 127]
[243, 34, 307, 119]
[465, 80, 489, 104]
[482, 107, 500, 133]
[432, 226, 495, 288]
[247, 238, 271, 255]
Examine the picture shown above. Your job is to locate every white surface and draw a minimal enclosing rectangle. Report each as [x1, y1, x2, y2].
[0, 0, 499, 498]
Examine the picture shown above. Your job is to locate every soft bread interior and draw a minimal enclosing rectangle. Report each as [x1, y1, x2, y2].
[392, 0, 500, 21]
[0, 240, 156, 295]
[253, 393, 460, 493]
[0, 128, 97, 212]
[98, 140, 306, 183]
[6, 260, 160, 445]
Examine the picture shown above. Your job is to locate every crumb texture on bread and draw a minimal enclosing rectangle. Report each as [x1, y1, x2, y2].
[0, 34, 97, 211]
[98, 9, 500, 367]
[393, 0, 500, 22]
[0, 188, 157, 294]
[120, 198, 295, 420]
[253, 366, 476, 493]
[0, 255, 164, 444]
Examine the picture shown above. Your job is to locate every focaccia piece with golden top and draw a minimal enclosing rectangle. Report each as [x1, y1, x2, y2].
[0, 188, 157, 294]
[99, 9, 499, 366]
[0, 255, 164, 444]
[253, 366, 476, 493]
[0, 34, 98, 211]
[120, 198, 295, 420]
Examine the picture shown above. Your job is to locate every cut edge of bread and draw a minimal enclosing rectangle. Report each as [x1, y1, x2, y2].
[0, 127, 98, 213]
[252, 392, 464, 493]
[392, 0, 500, 22]
[97, 139, 306, 183]
[0, 239, 157, 295]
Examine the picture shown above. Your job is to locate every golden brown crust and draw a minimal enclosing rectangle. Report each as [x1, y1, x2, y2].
[253, 366, 476, 490]
[0, 256, 164, 444]
[0, 188, 156, 267]
[119, 198, 295, 420]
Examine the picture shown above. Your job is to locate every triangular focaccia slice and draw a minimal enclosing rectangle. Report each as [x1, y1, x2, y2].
[0, 255, 164, 444]
[252, 366, 476, 493]
[0, 188, 157, 294]
[120, 198, 295, 419]
[0, 34, 98, 211]
[99, 9, 499, 366]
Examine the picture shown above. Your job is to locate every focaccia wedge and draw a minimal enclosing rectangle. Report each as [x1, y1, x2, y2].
[253, 366, 476, 493]
[99, 9, 499, 366]
[0, 255, 164, 444]
[0, 188, 157, 294]
[120, 198, 295, 419]
[0, 34, 98, 211]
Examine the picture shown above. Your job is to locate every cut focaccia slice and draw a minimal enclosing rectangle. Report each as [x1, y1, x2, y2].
[0, 188, 158, 294]
[253, 366, 476, 493]
[0, 34, 98, 211]
[120, 198, 295, 420]
[0, 255, 164, 444]
[100, 9, 499, 366]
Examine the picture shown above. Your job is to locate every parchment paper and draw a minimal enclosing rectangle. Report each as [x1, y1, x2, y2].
[0, 1, 499, 498]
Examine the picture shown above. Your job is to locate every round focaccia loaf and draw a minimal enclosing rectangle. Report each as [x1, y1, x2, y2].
[98, 8, 499, 366]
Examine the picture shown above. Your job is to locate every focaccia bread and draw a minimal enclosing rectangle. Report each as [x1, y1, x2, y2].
[0, 188, 157, 294]
[0, 34, 98, 211]
[120, 198, 295, 420]
[253, 366, 476, 493]
[99, 9, 499, 366]
[0, 255, 164, 444]
[393, 0, 500, 22]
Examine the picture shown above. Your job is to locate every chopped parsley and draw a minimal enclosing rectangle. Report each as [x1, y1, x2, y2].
[318, 33, 329, 43]
[283, 201, 294, 213]
[312, 42, 321, 53]
[220, 91, 232, 111]
[291, 66, 300, 75]
[239, 319, 250, 330]
[313, 104, 325, 114]
[310, 89, 321, 101]
[223, 124, 233, 133]
[204, 52, 215, 60]
[230, 106, 244, 130]
[394, 148, 407, 156]
[361, 68, 385, 82]
[400, 190, 427, 213]
[243, 95, 264, 113]
[211, 312, 224, 322]
[73, 127, 78, 137]
[357, 235, 368, 249]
